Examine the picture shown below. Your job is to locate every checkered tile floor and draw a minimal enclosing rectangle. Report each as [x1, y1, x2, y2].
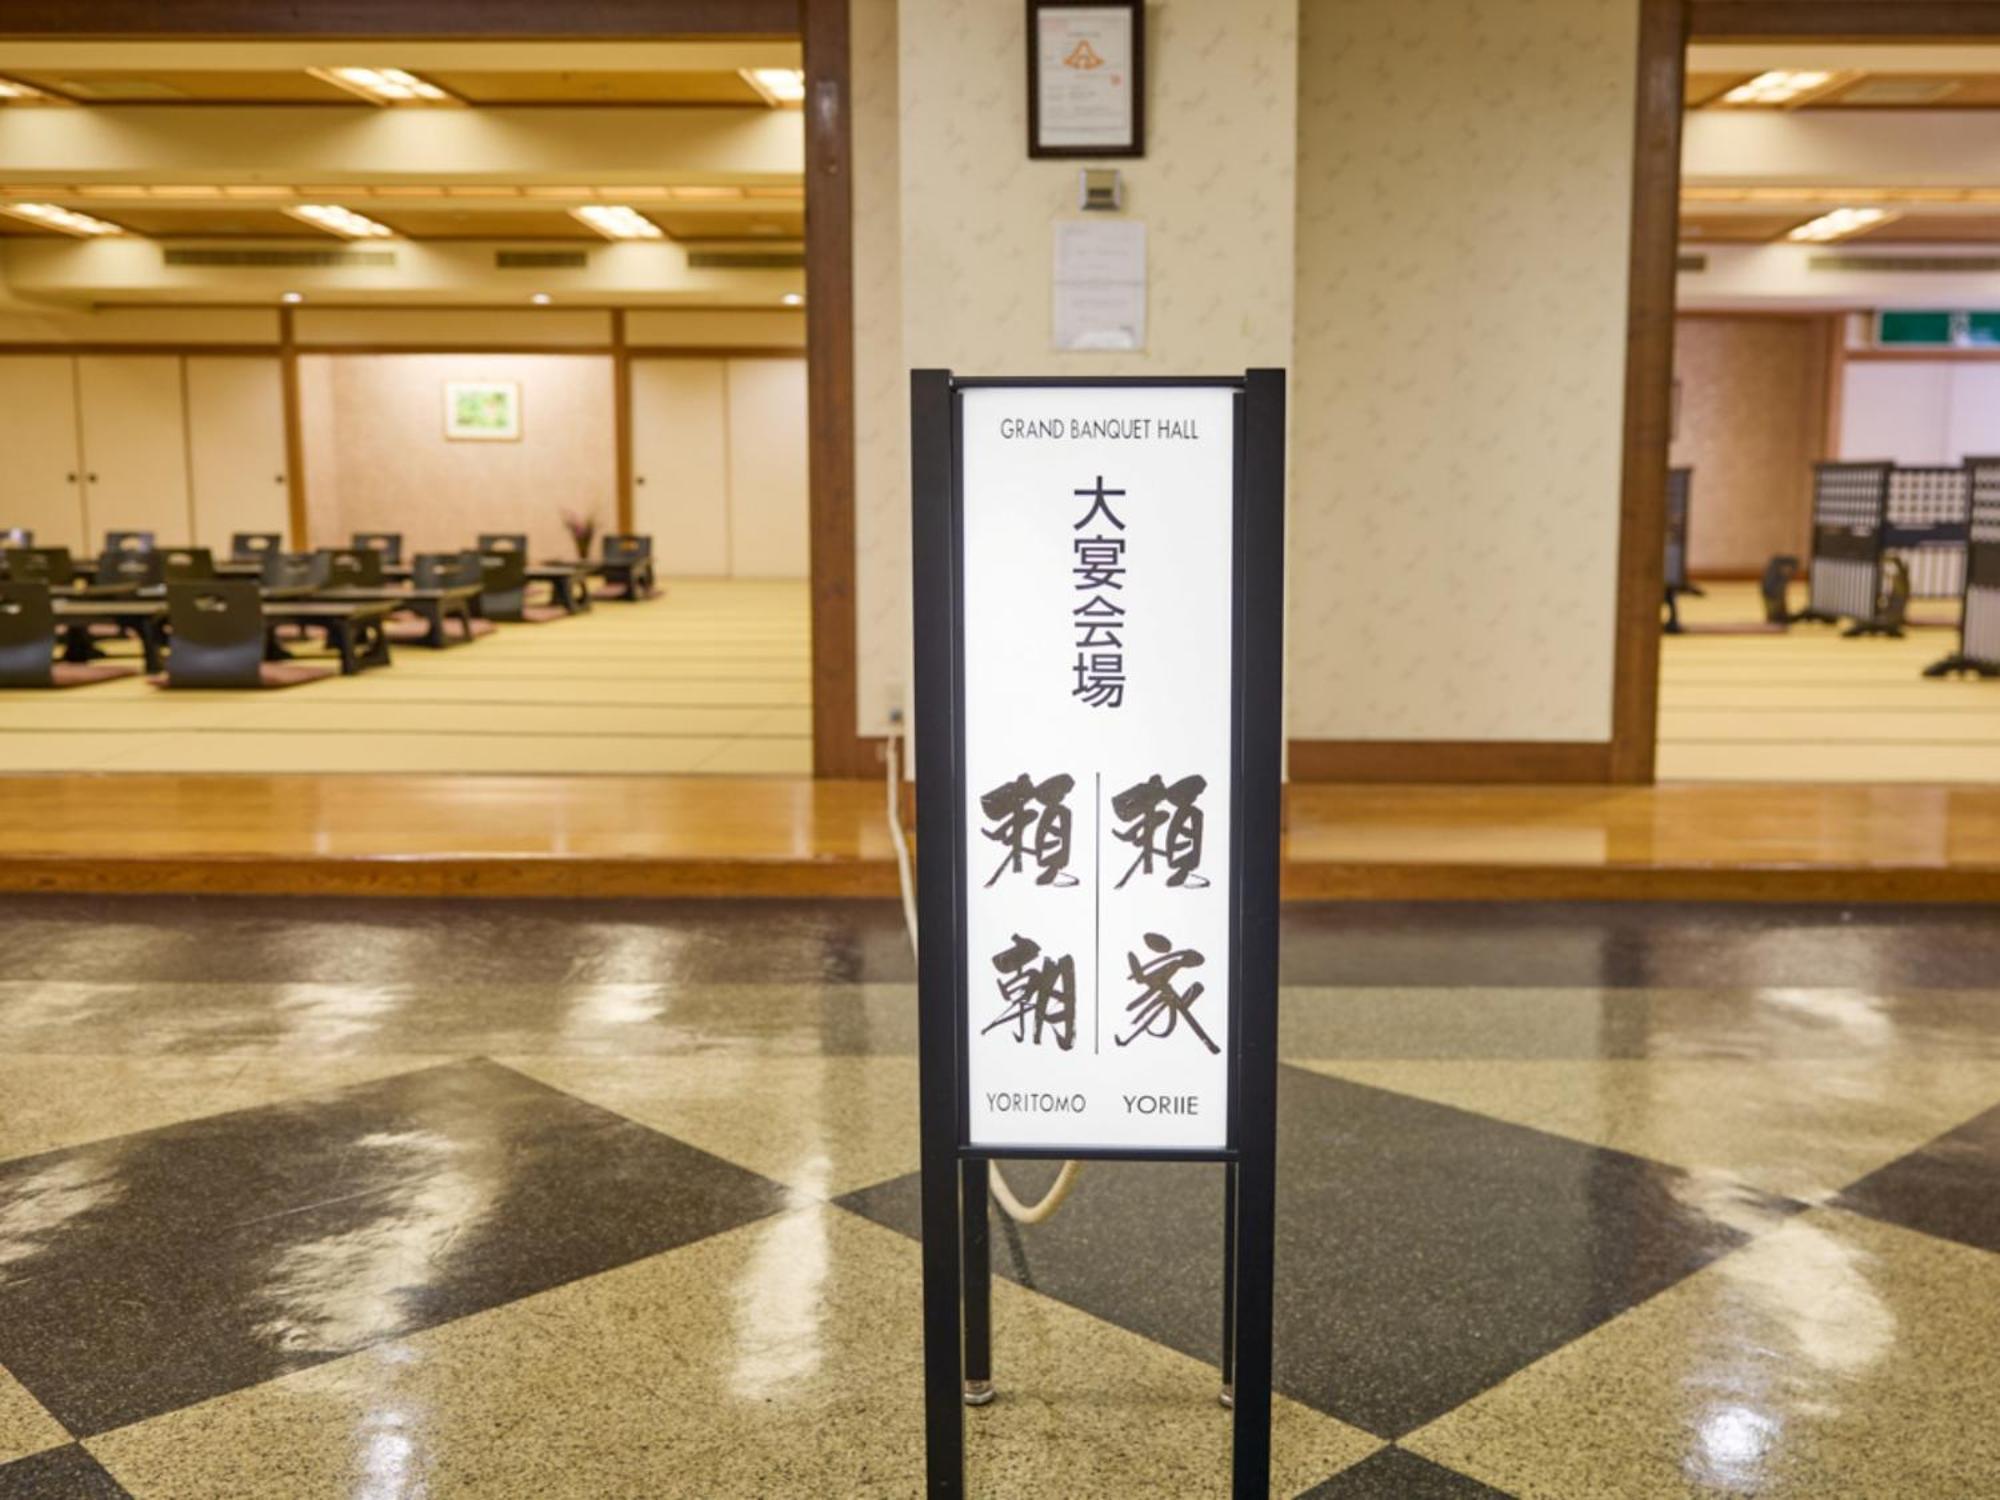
[0, 898, 1995, 1497]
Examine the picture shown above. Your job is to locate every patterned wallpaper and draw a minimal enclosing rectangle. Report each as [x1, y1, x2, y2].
[1289, 0, 1640, 742]
[1670, 316, 1827, 573]
[850, 0, 1299, 736]
[851, 0, 908, 736]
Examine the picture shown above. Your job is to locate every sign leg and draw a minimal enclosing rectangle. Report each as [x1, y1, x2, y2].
[919, 1136, 965, 1493]
[1229, 1148, 1275, 1496]
[962, 1159, 995, 1405]
[1219, 1160, 1238, 1408]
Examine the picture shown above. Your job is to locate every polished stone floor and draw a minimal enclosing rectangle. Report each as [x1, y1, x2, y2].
[0, 897, 1995, 1497]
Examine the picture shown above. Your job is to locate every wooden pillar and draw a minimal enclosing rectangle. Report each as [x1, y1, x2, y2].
[278, 305, 309, 550]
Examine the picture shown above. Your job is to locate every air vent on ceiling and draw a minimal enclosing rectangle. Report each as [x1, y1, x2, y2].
[54, 77, 188, 100]
[495, 250, 588, 269]
[1812, 254, 2000, 273]
[1838, 77, 1962, 105]
[1677, 253, 1709, 273]
[686, 249, 807, 270]
[163, 247, 396, 268]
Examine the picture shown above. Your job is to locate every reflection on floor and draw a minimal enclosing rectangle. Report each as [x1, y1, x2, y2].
[1660, 581, 1999, 783]
[0, 898, 1995, 1497]
[0, 579, 810, 777]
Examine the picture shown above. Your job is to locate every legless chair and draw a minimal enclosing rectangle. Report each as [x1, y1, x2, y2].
[232, 532, 282, 564]
[156, 580, 336, 689]
[0, 582, 139, 688]
[352, 532, 404, 566]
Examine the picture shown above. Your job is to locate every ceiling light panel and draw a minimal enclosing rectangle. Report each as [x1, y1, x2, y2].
[0, 202, 123, 236]
[571, 204, 665, 240]
[743, 67, 806, 105]
[1787, 207, 1896, 243]
[1719, 70, 1835, 107]
[287, 203, 396, 238]
[308, 66, 454, 105]
[0, 77, 53, 103]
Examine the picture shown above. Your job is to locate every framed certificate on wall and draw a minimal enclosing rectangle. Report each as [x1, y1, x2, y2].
[1028, 0, 1144, 159]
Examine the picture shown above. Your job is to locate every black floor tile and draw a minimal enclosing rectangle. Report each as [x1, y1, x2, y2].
[0, 1059, 791, 1436]
[0, 897, 916, 986]
[1296, 1447, 1513, 1499]
[1281, 902, 2000, 988]
[0, 1446, 131, 1500]
[1836, 1101, 2000, 1256]
[841, 1066, 1794, 1439]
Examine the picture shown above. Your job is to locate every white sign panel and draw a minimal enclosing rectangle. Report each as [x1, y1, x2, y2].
[1034, 6, 1137, 151]
[959, 384, 1236, 1151]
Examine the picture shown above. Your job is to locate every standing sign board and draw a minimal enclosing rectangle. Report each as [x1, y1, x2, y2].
[911, 370, 1285, 1497]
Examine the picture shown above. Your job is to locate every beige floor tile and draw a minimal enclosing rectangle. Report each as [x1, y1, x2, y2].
[0, 1056, 443, 1164]
[1407, 1209, 2000, 1498]
[1295, 1058, 2000, 1201]
[90, 1206, 1377, 1498]
[0, 1363, 68, 1466]
[500, 1055, 920, 1197]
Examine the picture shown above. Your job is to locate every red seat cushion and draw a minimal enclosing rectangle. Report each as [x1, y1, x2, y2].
[39, 662, 139, 688]
[146, 663, 337, 690]
[519, 605, 568, 624]
[259, 662, 338, 687]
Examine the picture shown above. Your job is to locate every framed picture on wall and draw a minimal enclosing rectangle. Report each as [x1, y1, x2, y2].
[1028, 0, 1144, 159]
[444, 380, 522, 441]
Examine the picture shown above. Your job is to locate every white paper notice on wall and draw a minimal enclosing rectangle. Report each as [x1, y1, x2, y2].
[1053, 219, 1146, 352]
[958, 383, 1236, 1151]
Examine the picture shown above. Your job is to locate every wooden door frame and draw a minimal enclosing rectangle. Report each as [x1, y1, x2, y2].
[1612, 0, 2000, 782]
[0, 0, 867, 778]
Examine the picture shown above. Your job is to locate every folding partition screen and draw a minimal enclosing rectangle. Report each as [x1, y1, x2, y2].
[1663, 466, 1693, 594]
[1883, 466, 1971, 602]
[1929, 459, 2000, 677]
[1803, 461, 1892, 624]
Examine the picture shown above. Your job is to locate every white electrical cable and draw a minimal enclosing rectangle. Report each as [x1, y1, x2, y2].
[887, 726, 1083, 1226]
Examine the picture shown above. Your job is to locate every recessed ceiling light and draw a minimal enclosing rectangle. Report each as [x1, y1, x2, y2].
[281, 291, 305, 304]
[782, 292, 804, 306]
[308, 66, 453, 105]
[531, 292, 552, 306]
[743, 67, 806, 105]
[1720, 70, 1834, 107]
[571, 204, 664, 241]
[1787, 206, 1895, 243]
[0, 202, 123, 236]
[286, 203, 395, 239]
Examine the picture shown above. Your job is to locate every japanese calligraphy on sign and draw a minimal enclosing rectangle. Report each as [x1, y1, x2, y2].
[959, 384, 1236, 1151]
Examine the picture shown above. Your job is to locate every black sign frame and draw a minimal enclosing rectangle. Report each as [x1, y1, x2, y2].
[910, 368, 1286, 1496]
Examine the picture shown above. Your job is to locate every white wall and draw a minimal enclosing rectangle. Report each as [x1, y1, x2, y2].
[629, 354, 808, 578]
[849, 0, 1299, 736]
[0, 351, 287, 553]
[1840, 361, 2000, 464]
[1290, 0, 1639, 742]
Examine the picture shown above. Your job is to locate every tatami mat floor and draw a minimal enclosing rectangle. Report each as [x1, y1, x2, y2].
[1660, 582, 2000, 784]
[0, 579, 812, 775]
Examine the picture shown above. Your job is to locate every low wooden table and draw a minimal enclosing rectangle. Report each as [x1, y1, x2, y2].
[53, 601, 168, 674]
[263, 600, 398, 675]
[312, 585, 482, 648]
[528, 563, 591, 614]
[554, 557, 654, 601]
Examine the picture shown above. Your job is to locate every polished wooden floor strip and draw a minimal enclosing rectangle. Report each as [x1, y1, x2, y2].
[3, 774, 1997, 901]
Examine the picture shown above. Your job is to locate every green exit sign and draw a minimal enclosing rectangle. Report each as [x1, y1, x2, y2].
[1877, 311, 1957, 345]
[1876, 310, 2000, 346]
